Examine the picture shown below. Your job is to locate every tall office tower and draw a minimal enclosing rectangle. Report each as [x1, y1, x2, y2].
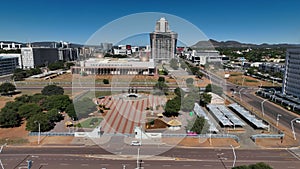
[150, 17, 178, 63]
[282, 48, 300, 98]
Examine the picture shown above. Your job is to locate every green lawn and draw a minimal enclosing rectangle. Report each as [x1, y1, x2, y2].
[78, 117, 103, 128]
[245, 79, 258, 82]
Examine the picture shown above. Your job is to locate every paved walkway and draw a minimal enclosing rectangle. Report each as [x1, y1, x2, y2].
[99, 94, 166, 134]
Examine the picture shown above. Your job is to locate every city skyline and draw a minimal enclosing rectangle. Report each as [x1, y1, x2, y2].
[1, 0, 300, 45]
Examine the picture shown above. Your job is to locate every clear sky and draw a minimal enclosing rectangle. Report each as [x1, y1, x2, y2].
[1, 0, 300, 45]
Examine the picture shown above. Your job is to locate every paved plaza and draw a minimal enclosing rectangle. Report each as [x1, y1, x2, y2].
[98, 94, 166, 134]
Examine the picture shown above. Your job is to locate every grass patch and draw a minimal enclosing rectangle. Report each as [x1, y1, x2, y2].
[0, 138, 29, 145]
[229, 73, 240, 77]
[77, 117, 103, 128]
[245, 79, 258, 82]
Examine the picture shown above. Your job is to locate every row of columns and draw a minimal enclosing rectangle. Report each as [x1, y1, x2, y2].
[72, 67, 155, 75]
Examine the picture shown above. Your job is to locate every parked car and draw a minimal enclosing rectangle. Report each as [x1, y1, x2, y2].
[130, 141, 141, 146]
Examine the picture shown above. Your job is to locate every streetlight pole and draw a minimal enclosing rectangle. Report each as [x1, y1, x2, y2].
[35, 121, 41, 145]
[276, 114, 282, 127]
[242, 75, 245, 86]
[269, 88, 276, 101]
[136, 148, 140, 169]
[0, 160, 4, 169]
[291, 118, 300, 140]
[259, 80, 263, 89]
[230, 145, 236, 168]
[261, 99, 268, 117]
[140, 125, 142, 145]
[239, 88, 245, 102]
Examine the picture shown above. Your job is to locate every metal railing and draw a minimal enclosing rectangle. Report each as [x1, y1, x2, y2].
[162, 133, 240, 142]
[29, 132, 75, 136]
[251, 134, 284, 142]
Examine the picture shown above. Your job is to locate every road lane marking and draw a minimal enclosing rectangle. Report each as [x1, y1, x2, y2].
[287, 149, 300, 161]
[60, 163, 70, 165]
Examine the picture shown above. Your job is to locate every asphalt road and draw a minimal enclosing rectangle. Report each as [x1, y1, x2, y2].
[201, 69, 300, 137]
[239, 91, 300, 137]
[1, 146, 300, 169]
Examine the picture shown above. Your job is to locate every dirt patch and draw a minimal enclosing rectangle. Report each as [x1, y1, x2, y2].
[0, 96, 15, 109]
[196, 78, 210, 88]
[255, 136, 299, 148]
[162, 137, 239, 147]
[27, 136, 74, 145]
[0, 123, 28, 142]
[227, 72, 278, 87]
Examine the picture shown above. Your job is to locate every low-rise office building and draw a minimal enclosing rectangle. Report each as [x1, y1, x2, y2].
[185, 50, 222, 65]
[0, 55, 19, 76]
[259, 62, 285, 74]
[71, 58, 156, 75]
[21, 47, 60, 68]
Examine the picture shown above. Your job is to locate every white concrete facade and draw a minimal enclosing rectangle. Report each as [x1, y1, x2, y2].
[21, 47, 34, 68]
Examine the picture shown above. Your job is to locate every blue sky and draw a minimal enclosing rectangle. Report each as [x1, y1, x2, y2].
[1, 0, 300, 45]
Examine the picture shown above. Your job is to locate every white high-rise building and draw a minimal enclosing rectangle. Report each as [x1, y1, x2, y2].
[150, 17, 178, 63]
[282, 48, 300, 98]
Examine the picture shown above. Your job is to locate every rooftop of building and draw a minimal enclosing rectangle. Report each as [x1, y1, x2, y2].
[79, 57, 155, 68]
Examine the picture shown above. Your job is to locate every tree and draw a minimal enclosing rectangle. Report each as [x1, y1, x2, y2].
[164, 96, 181, 117]
[15, 94, 31, 103]
[0, 82, 16, 95]
[65, 103, 78, 120]
[205, 84, 223, 96]
[232, 162, 273, 169]
[18, 103, 42, 119]
[186, 78, 194, 85]
[169, 58, 179, 70]
[29, 94, 47, 105]
[41, 85, 64, 96]
[153, 81, 169, 95]
[26, 68, 42, 76]
[232, 165, 249, 169]
[190, 66, 200, 75]
[47, 109, 63, 122]
[158, 77, 165, 82]
[12, 68, 41, 81]
[41, 95, 71, 111]
[26, 113, 55, 132]
[103, 79, 109, 84]
[66, 62, 75, 69]
[0, 109, 21, 128]
[205, 84, 212, 92]
[174, 87, 184, 98]
[195, 71, 203, 79]
[48, 61, 65, 70]
[181, 95, 195, 112]
[199, 93, 212, 106]
[248, 162, 273, 169]
[2, 101, 23, 112]
[189, 116, 208, 134]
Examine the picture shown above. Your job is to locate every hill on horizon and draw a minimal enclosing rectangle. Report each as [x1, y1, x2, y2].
[192, 39, 300, 49]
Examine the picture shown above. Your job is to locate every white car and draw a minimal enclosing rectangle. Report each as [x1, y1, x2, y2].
[130, 141, 141, 146]
[296, 119, 300, 124]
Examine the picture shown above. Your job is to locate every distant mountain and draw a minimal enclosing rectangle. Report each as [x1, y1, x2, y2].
[192, 39, 300, 49]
